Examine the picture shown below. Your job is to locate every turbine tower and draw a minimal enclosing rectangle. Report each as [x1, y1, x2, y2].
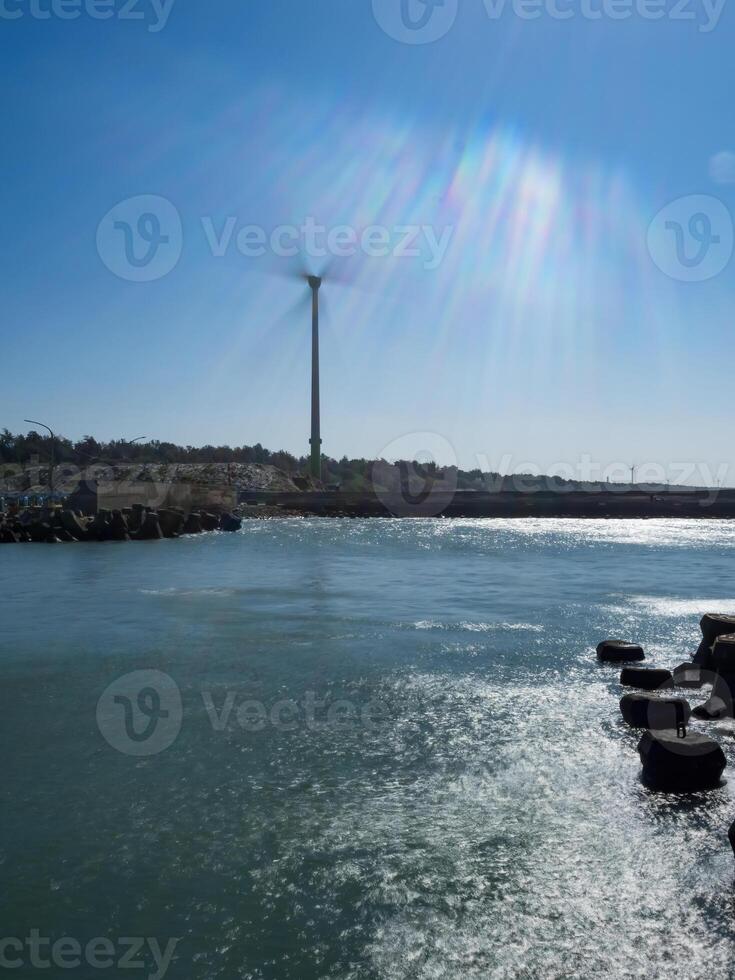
[308, 275, 322, 481]
[276, 261, 351, 480]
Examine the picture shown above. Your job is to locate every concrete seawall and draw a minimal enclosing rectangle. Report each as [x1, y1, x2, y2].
[238, 489, 735, 519]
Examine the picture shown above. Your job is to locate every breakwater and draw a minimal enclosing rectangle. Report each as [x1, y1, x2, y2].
[240, 487, 735, 518]
[601, 614, 735, 789]
[0, 505, 242, 543]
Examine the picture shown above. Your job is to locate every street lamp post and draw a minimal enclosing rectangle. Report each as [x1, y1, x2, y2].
[24, 419, 55, 499]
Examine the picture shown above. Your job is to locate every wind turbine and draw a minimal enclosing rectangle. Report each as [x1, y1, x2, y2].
[307, 274, 322, 481]
[270, 258, 358, 483]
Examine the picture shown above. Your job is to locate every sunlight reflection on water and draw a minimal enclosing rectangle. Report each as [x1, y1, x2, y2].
[1, 518, 735, 979]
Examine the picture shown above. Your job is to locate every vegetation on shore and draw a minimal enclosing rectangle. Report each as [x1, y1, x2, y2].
[0, 429, 695, 493]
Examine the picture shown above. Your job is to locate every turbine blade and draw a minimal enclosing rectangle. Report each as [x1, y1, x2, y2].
[318, 254, 376, 294]
[248, 292, 310, 354]
[315, 291, 345, 370]
[260, 252, 310, 282]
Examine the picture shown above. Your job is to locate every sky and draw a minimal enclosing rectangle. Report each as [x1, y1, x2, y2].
[1, 0, 734, 483]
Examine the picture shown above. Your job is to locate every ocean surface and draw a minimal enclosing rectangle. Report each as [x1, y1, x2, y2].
[2, 518, 735, 979]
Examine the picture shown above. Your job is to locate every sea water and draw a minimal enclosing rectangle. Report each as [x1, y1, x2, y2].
[2, 518, 735, 979]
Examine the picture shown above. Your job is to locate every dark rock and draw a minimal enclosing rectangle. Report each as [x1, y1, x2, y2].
[0, 526, 19, 543]
[199, 512, 220, 532]
[157, 509, 185, 538]
[219, 513, 242, 533]
[691, 699, 729, 721]
[672, 663, 707, 688]
[597, 640, 645, 663]
[135, 512, 164, 541]
[691, 672, 735, 720]
[700, 613, 735, 646]
[712, 634, 735, 674]
[692, 639, 714, 670]
[620, 666, 673, 691]
[182, 513, 203, 535]
[620, 693, 690, 729]
[729, 819, 735, 859]
[28, 522, 52, 543]
[107, 511, 130, 542]
[88, 511, 113, 541]
[60, 510, 89, 542]
[638, 729, 726, 791]
[127, 505, 145, 534]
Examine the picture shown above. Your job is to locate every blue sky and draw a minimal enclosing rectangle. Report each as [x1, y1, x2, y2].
[1, 0, 734, 482]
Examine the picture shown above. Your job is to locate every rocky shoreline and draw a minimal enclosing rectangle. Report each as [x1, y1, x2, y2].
[0, 505, 242, 544]
[5, 487, 735, 541]
[598, 613, 735, 843]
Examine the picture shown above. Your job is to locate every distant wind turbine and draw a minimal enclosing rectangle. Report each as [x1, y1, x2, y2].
[307, 274, 322, 481]
[272, 258, 358, 482]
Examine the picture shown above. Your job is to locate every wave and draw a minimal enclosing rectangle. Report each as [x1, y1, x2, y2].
[413, 620, 544, 633]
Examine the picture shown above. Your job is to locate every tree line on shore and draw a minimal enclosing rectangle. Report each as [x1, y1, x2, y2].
[0, 428, 383, 491]
[0, 428, 686, 493]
